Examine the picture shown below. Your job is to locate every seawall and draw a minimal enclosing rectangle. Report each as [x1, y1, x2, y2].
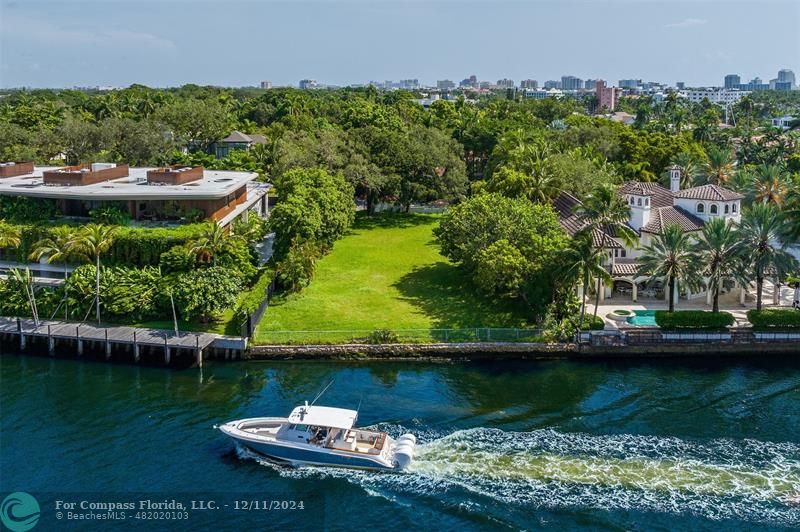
[247, 341, 800, 361]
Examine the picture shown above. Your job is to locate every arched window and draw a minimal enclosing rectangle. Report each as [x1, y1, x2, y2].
[696, 203, 705, 214]
[724, 204, 729, 214]
[710, 204, 718, 215]
[630, 197, 635, 205]
[732, 203, 738, 213]
[637, 197, 642, 206]
[645, 198, 649, 206]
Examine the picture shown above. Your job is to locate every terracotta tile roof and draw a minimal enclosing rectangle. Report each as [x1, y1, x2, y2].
[674, 184, 744, 201]
[640, 206, 705, 234]
[612, 261, 641, 276]
[618, 181, 674, 208]
[552, 192, 621, 248]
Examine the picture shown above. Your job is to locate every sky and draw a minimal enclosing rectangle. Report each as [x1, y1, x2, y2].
[0, 0, 798, 89]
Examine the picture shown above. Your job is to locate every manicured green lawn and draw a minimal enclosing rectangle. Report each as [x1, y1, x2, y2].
[255, 213, 532, 344]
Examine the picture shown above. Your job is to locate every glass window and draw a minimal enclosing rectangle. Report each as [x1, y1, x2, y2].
[637, 198, 642, 206]
[724, 204, 729, 214]
[710, 204, 718, 214]
[696, 203, 705, 213]
[732, 203, 737, 213]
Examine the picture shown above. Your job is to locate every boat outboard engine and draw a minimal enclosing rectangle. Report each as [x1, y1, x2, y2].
[392, 434, 416, 470]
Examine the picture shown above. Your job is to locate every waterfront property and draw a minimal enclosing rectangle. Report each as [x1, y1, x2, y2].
[555, 166, 753, 307]
[0, 161, 269, 227]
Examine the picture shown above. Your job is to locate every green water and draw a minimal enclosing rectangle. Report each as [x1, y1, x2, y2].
[1, 353, 798, 530]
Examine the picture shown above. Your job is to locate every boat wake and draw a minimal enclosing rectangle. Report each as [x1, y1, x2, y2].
[236, 427, 800, 526]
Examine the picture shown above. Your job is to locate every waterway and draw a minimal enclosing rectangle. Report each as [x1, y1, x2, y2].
[1, 353, 798, 530]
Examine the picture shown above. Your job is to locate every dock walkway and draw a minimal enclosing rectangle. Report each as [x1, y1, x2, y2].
[0, 317, 246, 365]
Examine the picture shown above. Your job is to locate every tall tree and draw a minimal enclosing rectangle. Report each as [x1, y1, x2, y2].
[189, 222, 238, 266]
[562, 230, 612, 327]
[575, 184, 637, 317]
[751, 163, 790, 206]
[738, 204, 797, 311]
[70, 224, 117, 324]
[638, 224, 702, 313]
[693, 218, 743, 313]
[29, 227, 77, 319]
[703, 146, 735, 185]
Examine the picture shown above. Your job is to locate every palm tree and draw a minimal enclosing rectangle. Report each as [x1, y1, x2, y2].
[189, 222, 239, 266]
[738, 204, 797, 311]
[70, 224, 117, 324]
[563, 230, 612, 328]
[9, 268, 39, 326]
[0, 220, 21, 249]
[751, 163, 790, 206]
[639, 224, 702, 313]
[29, 227, 76, 320]
[667, 152, 699, 189]
[576, 184, 637, 317]
[703, 146, 735, 185]
[694, 218, 743, 313]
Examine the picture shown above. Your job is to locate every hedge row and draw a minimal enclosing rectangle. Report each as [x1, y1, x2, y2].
[655, 310, 735, 330]
[746, 309, 800, 330]
[4, 222, 208, 267]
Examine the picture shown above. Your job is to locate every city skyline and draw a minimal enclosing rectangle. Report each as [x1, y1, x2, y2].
[1, 0, 798, 89]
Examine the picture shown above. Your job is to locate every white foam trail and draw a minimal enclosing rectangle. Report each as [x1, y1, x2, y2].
[234, 428, 800, 526]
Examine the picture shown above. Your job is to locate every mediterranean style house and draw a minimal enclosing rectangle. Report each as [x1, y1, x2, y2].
[555, 167, 749, 306]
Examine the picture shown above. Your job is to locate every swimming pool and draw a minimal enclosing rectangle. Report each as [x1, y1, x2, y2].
[626, 310, 658, 326]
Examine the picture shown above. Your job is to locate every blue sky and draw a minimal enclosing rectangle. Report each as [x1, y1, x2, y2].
[1, 0, 798, 88]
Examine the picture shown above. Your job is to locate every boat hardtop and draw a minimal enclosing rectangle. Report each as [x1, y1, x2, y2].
[218, 401, 416, 471]
[287, 404, 358, 430]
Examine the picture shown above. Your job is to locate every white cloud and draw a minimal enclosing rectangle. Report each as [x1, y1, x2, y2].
[665, 18, 707, 28]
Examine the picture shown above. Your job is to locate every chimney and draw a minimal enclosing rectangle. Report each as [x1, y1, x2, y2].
[670, 165, 681, 193]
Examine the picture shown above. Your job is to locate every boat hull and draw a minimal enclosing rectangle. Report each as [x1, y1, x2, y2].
[220, 428, 397, 471]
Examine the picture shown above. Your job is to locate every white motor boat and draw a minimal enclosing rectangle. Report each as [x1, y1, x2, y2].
[218, 402, 416, 471]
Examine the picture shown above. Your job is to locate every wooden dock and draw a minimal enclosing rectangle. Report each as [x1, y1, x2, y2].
[0, 317, 247, 366]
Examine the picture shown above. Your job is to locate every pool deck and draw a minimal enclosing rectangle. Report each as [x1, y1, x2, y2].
[592, 282, 796, 330]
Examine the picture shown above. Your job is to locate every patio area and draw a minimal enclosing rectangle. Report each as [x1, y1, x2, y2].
[590, 280, 797, 329]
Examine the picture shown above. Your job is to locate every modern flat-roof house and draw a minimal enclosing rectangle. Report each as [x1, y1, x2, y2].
[555, 166, 747, 306]
[0, 162, 269, 227]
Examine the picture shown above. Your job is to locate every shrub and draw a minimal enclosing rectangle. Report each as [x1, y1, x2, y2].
[367, 329, 399, 344]
[171, 266, 243, 322]
[746, 309, 800, 330]
[90, 205, 131, 226]
[276, 240, 320, 293]
[580, 315, 605, 331]
[655, 310, 735, 330]
[159, 244, 196, 274]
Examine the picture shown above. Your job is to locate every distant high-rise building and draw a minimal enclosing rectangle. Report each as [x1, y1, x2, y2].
[520, 79, 538, 89]
[544, 80, 561, 89]
[724, 74, 741, 89]
[676, 81, 685, 90]
[299, 79, 318, 89]
[496, 78, 515, 89]
[561, 75, 583, 90]
[618, 79, 642, 89]
[399, 79, 419, 90]
[437, 79, 456, 90]
[777, 69, 796, 88]
[259, 81, 272, 89]
[584, 79, 597, 90]
[596, 80, 619, 111]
